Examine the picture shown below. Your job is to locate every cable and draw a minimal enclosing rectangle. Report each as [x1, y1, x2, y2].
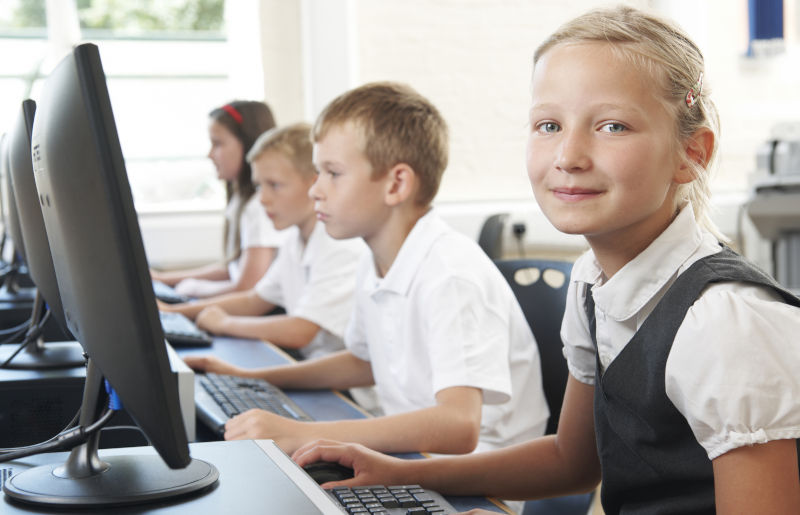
[0, 341, 28, 368]
[0, 318, 34, 336]
[0, 408, 115, 464]
[0, 409, 81, 454]
[0, 309, 54, 368]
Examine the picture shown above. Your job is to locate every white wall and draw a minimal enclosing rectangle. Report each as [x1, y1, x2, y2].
[144, 0, 798, 272]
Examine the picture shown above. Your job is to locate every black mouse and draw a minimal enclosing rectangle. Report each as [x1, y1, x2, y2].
[302, 461, 355, 484]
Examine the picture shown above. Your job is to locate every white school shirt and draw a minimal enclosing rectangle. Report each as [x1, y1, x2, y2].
[346, 210, 549, 452]
[562, 205, 800, 459]
[254, 221, 366, 360]
[226, 192, 287, 282]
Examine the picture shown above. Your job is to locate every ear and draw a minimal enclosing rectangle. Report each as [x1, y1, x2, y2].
[383, 163, 418, 206]
[675, 127, 714, 184]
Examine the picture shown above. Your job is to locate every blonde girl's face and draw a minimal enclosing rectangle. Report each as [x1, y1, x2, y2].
[251, 150, 316, 231]
[207, 120, 244, 182]
[527, 42, 691, 253]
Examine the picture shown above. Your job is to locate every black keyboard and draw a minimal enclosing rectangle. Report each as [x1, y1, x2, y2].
[152, 279, 190, 304]
[328, 484, 457, 514]
[195, 372, 312, 436]
[159, 311, 213, 347]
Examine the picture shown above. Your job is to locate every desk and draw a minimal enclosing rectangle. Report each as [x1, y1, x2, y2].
[177, 336, 511, 514]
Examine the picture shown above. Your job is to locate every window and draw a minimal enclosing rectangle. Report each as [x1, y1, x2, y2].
[0, 0, 232, 211]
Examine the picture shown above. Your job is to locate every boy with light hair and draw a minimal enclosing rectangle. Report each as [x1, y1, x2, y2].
[187, 83, 549, 460]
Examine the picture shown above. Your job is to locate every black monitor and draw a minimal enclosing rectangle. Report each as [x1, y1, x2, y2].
[2, 43, 218, 507]
[2, 153, 24, 267]
[0, 134, 8, 259]
[0, 135, 30, 292]
[3, 99, 85, 369]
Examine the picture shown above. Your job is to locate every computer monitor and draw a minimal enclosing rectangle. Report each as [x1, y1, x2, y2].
[0, 135, 29, 292]
[3, 99, 85, 369]
[2, 43, 218, 507]
[2, 152, 24, 267]
[0, 134, 8, 260]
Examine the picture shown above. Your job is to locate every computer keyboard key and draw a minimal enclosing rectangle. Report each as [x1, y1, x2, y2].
[195, 372, 313, 437]
[326, 485, 456, 514]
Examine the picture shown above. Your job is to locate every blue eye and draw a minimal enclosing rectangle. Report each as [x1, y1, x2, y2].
[600, 122, 626, 133]
[537, 122, 560, 134]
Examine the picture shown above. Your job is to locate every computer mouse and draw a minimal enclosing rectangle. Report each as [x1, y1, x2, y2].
[302, 461, 355, 485]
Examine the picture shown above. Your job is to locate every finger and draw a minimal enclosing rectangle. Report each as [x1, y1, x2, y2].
[319, 477, 359, 489]
[292, 439, 345, 461]
[182, 355, 207, 371]
[223, 413, 248, 440]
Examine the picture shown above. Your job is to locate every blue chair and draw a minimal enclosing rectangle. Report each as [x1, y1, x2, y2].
[493, 259, 594, 515]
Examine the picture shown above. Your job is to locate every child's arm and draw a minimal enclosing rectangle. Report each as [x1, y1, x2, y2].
[231, 247, 276, 291]
[185, 349, 375, 391]
[223, 384, 483, 455]
[712, 439, 800, 513]
[158, 289, 273, 320]
[151, 261, 230, 286]
[293, 375, 601, 499]
[195, 310, 320, 349]
[170, 248, 276, 298]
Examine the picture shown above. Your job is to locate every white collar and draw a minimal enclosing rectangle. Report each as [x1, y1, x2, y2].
[572, 205, 707, 321]
[368, 209, 446, 296]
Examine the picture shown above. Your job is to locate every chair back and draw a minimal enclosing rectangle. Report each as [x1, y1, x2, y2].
[494, 258, 572, 435]
[477, 213, 508, 260]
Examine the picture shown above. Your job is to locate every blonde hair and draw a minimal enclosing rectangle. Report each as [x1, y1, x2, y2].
[311, 81, 449, 207]
[247, 122, 315, 180]
[534, 6, 725, 240]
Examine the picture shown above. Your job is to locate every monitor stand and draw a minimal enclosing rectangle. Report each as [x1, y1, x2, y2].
[3, 360, 219, 508]
[1, 339, 85, 370]
[1, 292, 85, 370]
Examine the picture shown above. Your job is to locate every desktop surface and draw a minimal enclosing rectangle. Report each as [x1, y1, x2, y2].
[2, 440, 341, 514]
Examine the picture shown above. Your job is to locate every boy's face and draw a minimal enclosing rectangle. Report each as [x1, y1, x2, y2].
[310, 123, 390, 241]
[251, 150, 315, 231]
[526, 42, 687, 252]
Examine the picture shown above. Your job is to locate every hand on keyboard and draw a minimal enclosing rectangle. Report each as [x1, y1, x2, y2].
[223, 407, 309, 453]
[183, 355, 247, 376]
[293, 439, 409, 489]
[195, 305, 230, 333]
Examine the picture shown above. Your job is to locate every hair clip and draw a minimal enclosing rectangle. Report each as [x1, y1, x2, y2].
[221, 104, 243, 124]
[685, 72, 703, 108]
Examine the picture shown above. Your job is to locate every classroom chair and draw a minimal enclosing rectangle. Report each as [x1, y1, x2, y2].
[492, 258, 595, 515]
[478, 213, 509, 260]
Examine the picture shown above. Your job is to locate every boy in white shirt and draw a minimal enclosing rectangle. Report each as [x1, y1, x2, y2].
[186, 83, 549, 457]
[163, 122, 365, 359]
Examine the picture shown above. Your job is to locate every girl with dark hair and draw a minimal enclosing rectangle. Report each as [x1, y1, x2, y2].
[152, 100, 284, 298]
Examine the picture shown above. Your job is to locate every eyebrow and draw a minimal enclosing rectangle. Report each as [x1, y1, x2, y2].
[529, 102, 643, 117]
[314, 159, 344, 169]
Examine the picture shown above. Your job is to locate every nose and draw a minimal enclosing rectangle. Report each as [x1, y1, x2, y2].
[258, 186, 270, 206]
[554, 129, 591, 173]
[308, 175, 323, 200]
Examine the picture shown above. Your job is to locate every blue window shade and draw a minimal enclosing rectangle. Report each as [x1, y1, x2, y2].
[748, 0, 784, 56]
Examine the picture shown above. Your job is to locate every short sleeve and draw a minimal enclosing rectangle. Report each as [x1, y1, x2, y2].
[253, 248, 287, 307]
[239, 194, 286, 249]
[344, 255, 372, 362]
[560, 263, 599, 386]
[423, 276, 513, 405]
[291, 238, 365, 339]
[666, 283, 800, 459]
